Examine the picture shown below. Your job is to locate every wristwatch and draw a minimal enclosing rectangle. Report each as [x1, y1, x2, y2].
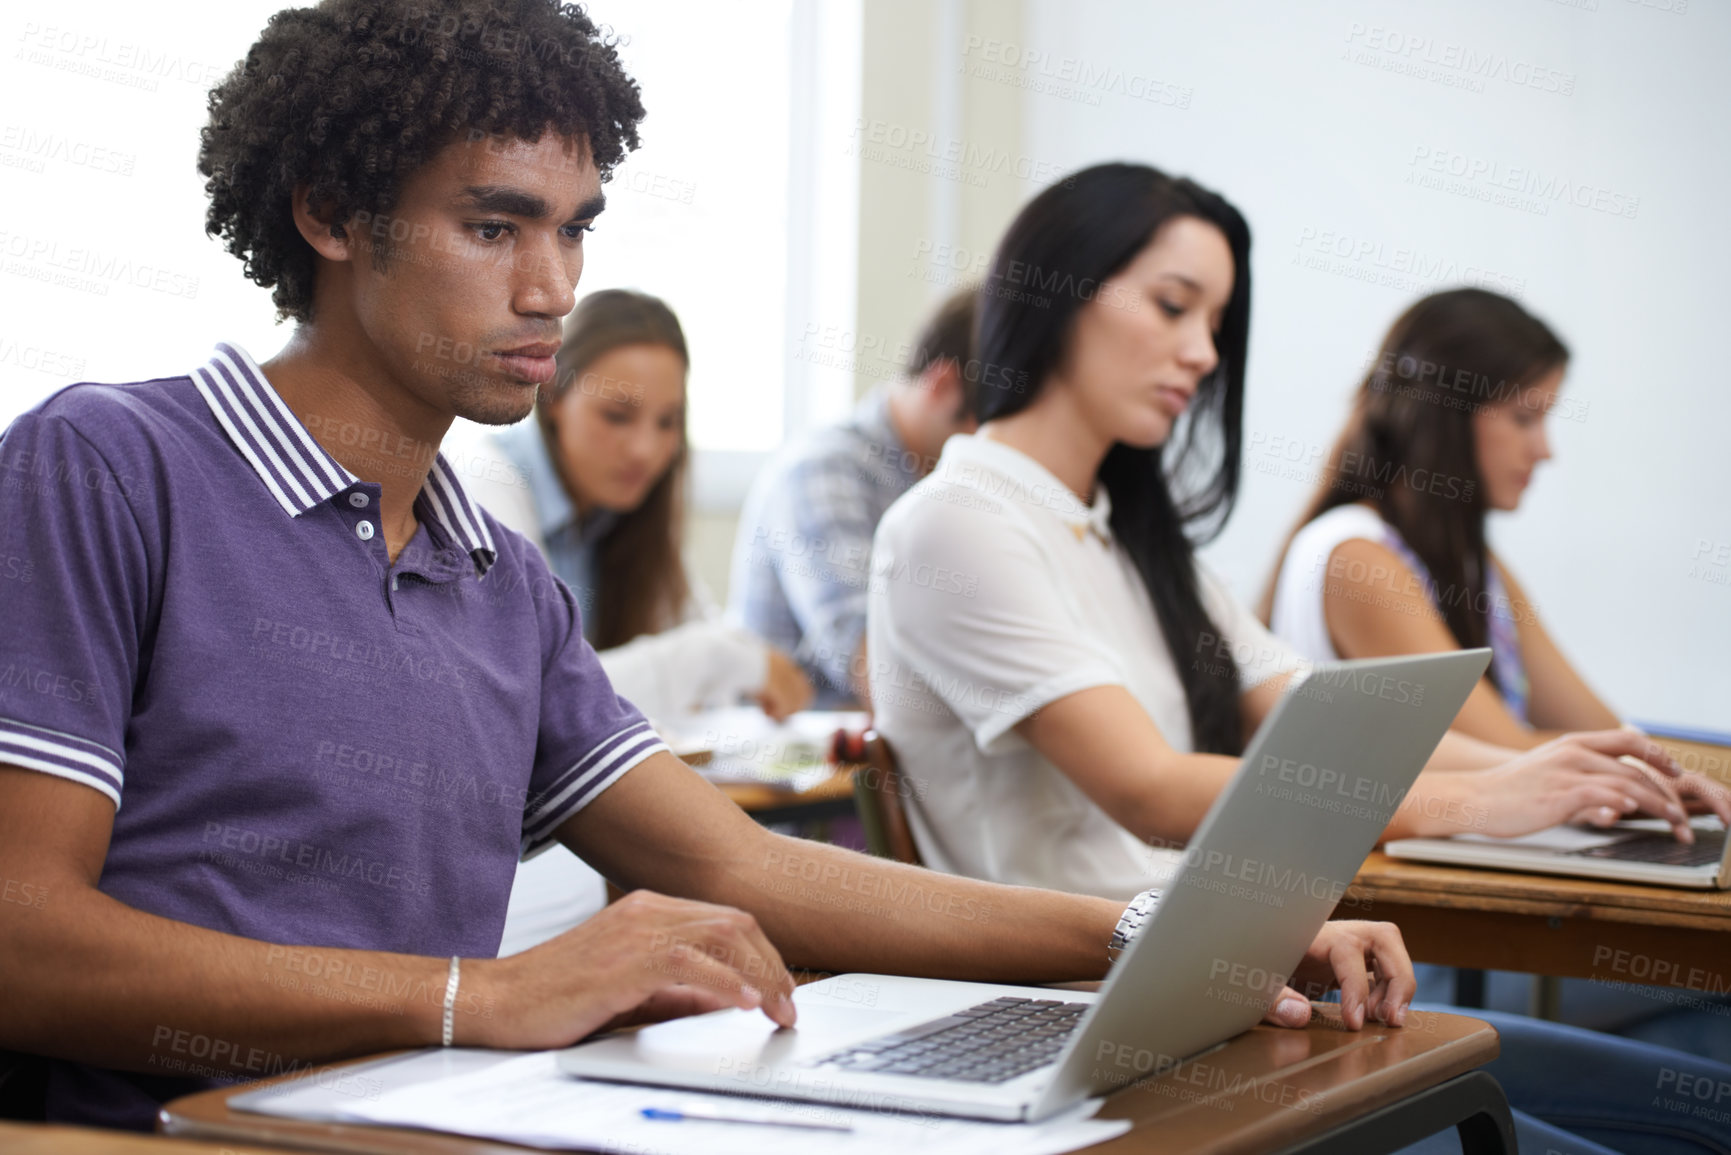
[1107, 888, 1162, 963]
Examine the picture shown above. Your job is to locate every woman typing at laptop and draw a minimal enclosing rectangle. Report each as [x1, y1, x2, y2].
[867, 167, 1726, 901]
[1263, 288, 1625, 750]
[1260, 288, 1731, 1059]
[866, 163, 1731, 1154]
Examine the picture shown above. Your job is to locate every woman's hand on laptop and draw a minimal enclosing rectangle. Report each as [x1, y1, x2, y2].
[1262, 920, 1414, 1032]
[1647, 765, 1731, 826]
[1439, 730, 1704, 841]
[464, 889, 799, 1050]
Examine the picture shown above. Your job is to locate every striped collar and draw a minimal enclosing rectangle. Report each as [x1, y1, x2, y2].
[191, 343, 498, 576]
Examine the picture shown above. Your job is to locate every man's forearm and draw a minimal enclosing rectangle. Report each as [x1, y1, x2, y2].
[0, 882, 453, 1076]
[702, 829, 1122, 983]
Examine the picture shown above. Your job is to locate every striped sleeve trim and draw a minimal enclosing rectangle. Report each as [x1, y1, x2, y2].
[0, 717, 122, 807]
[521, 721, 668, 855]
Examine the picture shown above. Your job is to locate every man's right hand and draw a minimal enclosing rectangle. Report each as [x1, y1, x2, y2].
[465, 890, 798, 1049]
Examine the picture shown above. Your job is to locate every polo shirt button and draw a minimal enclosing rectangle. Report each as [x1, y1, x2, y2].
[356, 521, 375, 541]
[348, 492, 370, 508]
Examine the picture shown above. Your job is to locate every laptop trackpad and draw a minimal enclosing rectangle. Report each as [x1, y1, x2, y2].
[585, 1001, 895, 1074]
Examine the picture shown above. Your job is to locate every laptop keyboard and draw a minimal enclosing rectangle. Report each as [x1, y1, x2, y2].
[1567, 829, 1725, 868]
[810, 996, 1090, 1084]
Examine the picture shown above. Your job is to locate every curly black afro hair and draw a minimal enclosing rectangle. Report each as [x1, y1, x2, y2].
[198, 0, 645, 321]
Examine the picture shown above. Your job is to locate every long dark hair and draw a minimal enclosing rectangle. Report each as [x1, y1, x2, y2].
[536, 289, 690, 649]
[1263, 288, 1568, 682]
[976, 163, 1252, 755]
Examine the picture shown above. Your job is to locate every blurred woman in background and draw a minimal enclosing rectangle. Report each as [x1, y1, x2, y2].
[466, 289, 811, 955]
[1264, 287, 1730, 1058]
[475, 288, 811, 723]
[1264, 288, 1618, 749]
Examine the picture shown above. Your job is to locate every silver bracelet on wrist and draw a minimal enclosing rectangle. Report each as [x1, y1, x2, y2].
[1107, 888, 1162, 963]
[441, 956, 461, 1047]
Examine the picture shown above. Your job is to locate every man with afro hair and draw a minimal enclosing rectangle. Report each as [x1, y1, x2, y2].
[0, 0, 1416, 1131]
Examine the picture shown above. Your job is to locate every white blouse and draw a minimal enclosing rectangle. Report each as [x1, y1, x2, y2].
[1269, 504, 1393, 663]
[867, 434, 1305, 902]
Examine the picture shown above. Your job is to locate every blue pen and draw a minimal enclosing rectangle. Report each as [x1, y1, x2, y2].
[641, 1106, 853, 1132]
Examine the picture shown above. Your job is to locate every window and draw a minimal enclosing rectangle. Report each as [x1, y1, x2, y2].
[581, 0, 792, 454]
[1, 0, 863, 509]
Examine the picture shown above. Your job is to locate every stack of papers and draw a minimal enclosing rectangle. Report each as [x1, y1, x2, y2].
[657, 707, 869, 792]
[237, 1049, 1129, 1155]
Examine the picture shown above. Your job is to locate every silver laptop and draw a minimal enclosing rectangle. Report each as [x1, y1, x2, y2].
[1385, 816, 1730, 889]
[557, 650, 1491, 1122]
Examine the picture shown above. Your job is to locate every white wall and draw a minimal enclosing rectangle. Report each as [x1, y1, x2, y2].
[998, 0, 1729, 726]
[6, 0, 1724, 725]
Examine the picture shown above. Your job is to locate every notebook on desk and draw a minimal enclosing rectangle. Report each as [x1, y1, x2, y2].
[558, 651, 1491, 1123]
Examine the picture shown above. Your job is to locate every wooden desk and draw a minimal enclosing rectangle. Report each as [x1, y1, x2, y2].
[158, 1008, 1508, 1155]
[675, 743, 862, 826]
[1347, 852, 1731, 994]
[0, 1120, 291, 1153]
[717, 766, 859, 825]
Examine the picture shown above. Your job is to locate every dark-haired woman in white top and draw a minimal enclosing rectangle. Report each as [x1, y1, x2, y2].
[868, 162, 1731, 1155]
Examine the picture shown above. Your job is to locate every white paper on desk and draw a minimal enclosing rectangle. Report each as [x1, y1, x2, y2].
[658, 707, 868, 760]
[252, 1050, 1128, 1155]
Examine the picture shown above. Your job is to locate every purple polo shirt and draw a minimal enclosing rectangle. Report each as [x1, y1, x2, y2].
[0, 343, 668, 1129]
